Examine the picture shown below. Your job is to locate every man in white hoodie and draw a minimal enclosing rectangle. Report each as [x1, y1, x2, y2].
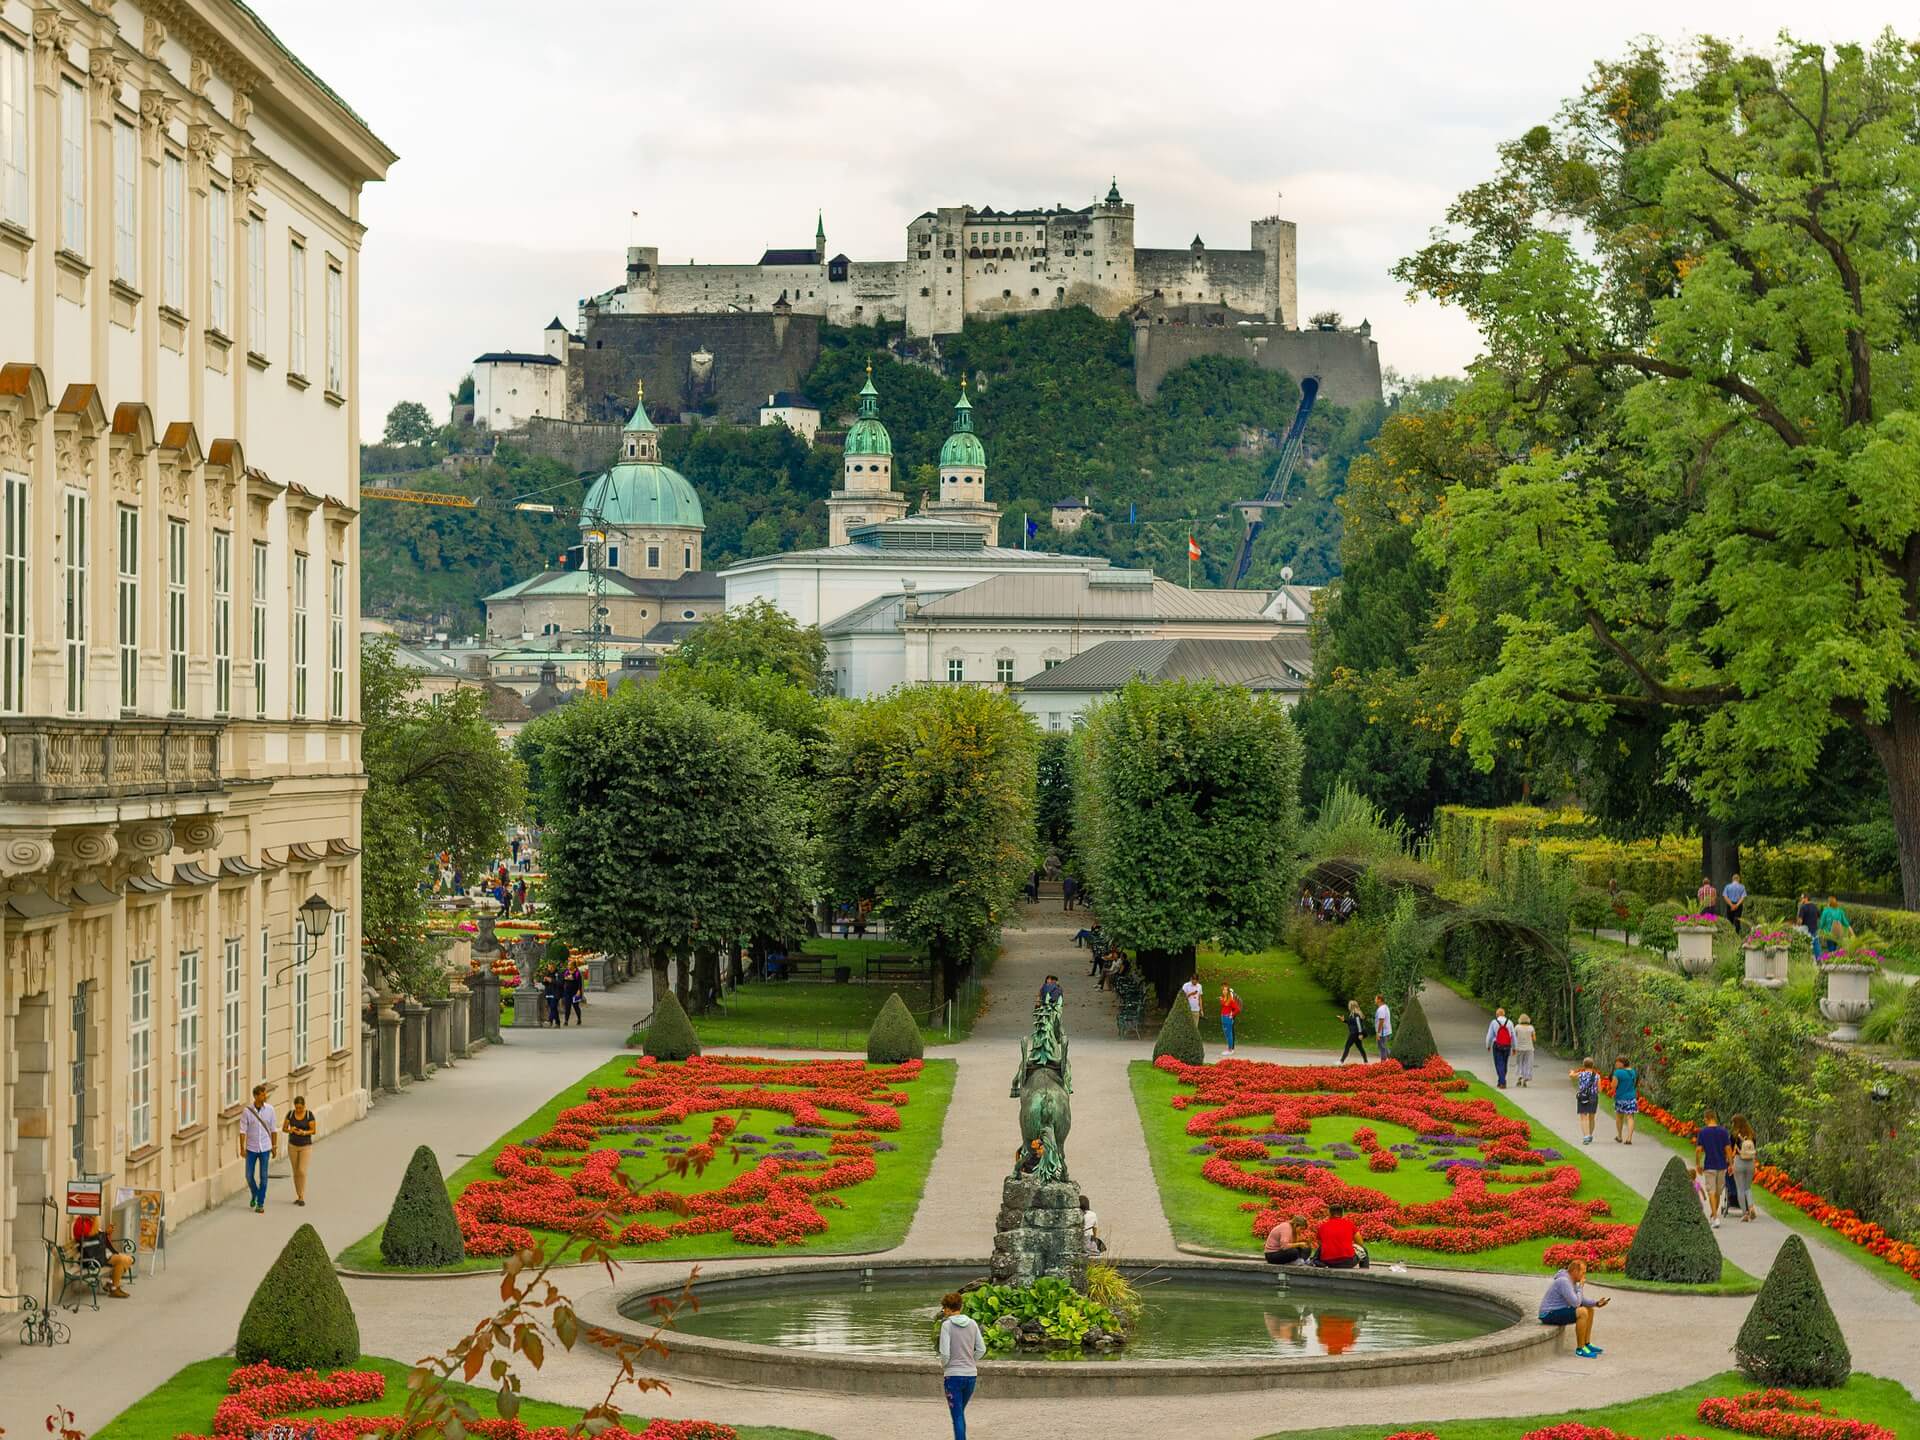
[938, 1291, 984, 1438]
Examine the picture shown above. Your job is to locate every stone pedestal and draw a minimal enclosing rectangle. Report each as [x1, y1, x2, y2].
[1742, 946, 1788, 989]
[512, 977, 546, 1028]
[448, 985, 472, 1057]
[1677, 928, 1716, 975]
[478, 972, 504, 1044]
[400, 1002, 430, 1081]
[585, 955, 612, 992]
[426, 996, 453, 1068]
[377, 1011, 403, 1093]
[990, 1176, 1088, 1291]
[360, 1021, 379, 1097]
[1819, 964, 1875, 1042]
[475, 913, 499, 957]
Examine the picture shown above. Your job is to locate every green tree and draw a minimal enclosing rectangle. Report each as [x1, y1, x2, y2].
[671, 598, 827, 692]
[1075, 680, 1303, 1005]
[1397, 34, 1920, 905]
[1035, 732, 1076, 865]
[823, 685, 1036, 1004]
[1735, 1234, 1851, 1386]
[363, 639, 525, 996]
[383, 399, 435, 447]
[522, 685, 810, 1012]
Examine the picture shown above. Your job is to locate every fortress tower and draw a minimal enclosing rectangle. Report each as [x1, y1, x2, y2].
[826, 364, 909, 545]
[922, 381, 1001, 544]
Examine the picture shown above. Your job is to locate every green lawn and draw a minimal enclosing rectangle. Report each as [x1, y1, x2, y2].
[1130, 1060, 1752, 1286]
[1258, 1371, 1919, 1439]
[94, 1355, 829, 1440]
[1196, 946, 1343, 1050]
[339, 1054, 955, 1273]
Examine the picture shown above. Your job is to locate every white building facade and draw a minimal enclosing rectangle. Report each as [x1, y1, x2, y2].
[470, 318, 569, 431]
[0, 0, 391, 1305]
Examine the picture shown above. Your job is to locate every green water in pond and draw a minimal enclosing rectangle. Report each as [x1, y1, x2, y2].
[673, 1275, 1498, 1361]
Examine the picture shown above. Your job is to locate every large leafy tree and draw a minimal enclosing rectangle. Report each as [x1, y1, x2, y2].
[362, 639, 525, 995]
[1074, 681, 1303, 1004]
[521, 686, 811, 1012]
[1398, 34, 1920, 903]
[822, 686, 1036, 1005]
[671, 599, 827, 692]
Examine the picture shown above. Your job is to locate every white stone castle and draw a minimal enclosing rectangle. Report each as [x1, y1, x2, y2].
[592, 180, 1299, 338]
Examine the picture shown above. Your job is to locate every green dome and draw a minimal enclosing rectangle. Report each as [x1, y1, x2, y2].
[581, 461, 704, 531]
[843, 368, 892, 456]
[940, 387, 985, 468]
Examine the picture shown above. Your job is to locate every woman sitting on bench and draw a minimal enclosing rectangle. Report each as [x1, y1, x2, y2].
[72, 1217, 134, 1299]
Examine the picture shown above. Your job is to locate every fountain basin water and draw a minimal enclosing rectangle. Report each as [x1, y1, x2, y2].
[586, 1258, 1556, 1398]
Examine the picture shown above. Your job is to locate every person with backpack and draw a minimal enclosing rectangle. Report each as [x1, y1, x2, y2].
[1338, 1000, 1370, 1063]
[1569, 1057, 1601, 1145]
[1610, 1055, 1640, 1144]
[1485, 1008, 1517, 1088]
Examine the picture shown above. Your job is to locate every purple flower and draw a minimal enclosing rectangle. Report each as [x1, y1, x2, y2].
[736, 1133, 769, 1145]
[1188, 1143, 1216, 1155]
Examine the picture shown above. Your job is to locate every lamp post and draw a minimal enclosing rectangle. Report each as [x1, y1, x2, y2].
[298, 892, 334, 943]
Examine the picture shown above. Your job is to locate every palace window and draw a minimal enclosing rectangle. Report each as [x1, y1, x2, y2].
[947, 658, 964, 683]
[162, 153, 185, 310]
[2, 470, 25, 713]
[289, 239, 307, 376]
[168, 518, 188, 713]
[0, 39, 25, 227]
[177, 949, 201, 1129]
[257, 927, 269, 1075]
[58, 78, 84, 255]
[113, 120, 137, 284]
[325, 261, 343, 393]
[222, 935, 243, 1107]
[117, 505, 139, 712]
[213, 531, 231, 716]
[292, 551, 309, 717]
[330, 918, 348, 1053]
[208, 184, 229, 333]
[64, 489, 88, 713]
[292, 918, 310, 1070]
[996, 658, 1015, 685]
[247, 213, 266, 345]
[252, 541, 268, 715]
[129, 956, 153, 1149]
[329, 560, 345, 719]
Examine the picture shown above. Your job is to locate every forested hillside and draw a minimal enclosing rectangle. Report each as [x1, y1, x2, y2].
[361, 309, 1384, 628]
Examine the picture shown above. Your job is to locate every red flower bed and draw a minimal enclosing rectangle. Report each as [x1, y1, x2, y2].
[455, 1055, 924, 1255]
[179, 1363, 738, 1440]
[1155, 1054, 1635, 1270]
[1363, 1390, 1894, 1440]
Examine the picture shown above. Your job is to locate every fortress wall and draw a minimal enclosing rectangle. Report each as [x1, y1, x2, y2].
[1132, 322, 1383, 412]
[1134, 248, 1271, 316]
[634, 263, 834, 316]
[574, 312, 825, 423]
[824, 262, 909, 326]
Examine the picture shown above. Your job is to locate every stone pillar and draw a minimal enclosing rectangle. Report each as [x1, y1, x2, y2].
[512, 975, 545, 1028]
[426, 996, 453, 1069]
[448, 984, 472, 1058]
[477, 971, 503, 1045]
[584, 955, 611, 993]
[990, 1176, 1088, 1292]
[377, 1007, 404, 1094]
[360, 1021, 378, 1097]
[399, 1002, 430, 1081]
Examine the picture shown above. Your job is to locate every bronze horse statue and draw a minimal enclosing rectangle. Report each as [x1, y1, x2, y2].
[1011, 998, 1072, 1182]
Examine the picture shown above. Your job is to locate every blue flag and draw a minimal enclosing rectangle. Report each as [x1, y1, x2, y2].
[1026, 517, 1038, 539]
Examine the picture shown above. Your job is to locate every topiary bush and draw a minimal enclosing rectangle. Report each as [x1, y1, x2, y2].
[1152, 999, 1204, 1064]
[1735, 1234, 1851, 1387]
[642, 990, 700, 1061]
[379, 1145, 465, 1267]
[867, 991, 924, 1063]
[1895, 977, 1920, 1062]
[236, 1223, 360, 1369]
[1623, 1156, 1721, 1284]
[1389, 992, 1438, 1067]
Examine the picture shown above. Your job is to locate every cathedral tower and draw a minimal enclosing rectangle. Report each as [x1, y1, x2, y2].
[826, 363, 909, 545]
[923, 380, 1001, 545]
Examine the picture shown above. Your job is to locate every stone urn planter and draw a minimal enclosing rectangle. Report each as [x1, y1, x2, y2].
[1676, 925, 1718, 976]
[1741, 944, 1789, 989]
[1817, 963, 1876, 1042]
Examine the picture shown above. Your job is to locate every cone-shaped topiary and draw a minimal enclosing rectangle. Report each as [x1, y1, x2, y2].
[1735, 1234, 1851, 1387]
[867, 991, 924, 1063]
[1390, 992, 1438, 1067]
[643, 989, 700, 1061]
[1623, 1156, 1722, 1284]
[379, 1144, 465, 1267]
[236, 1223, 360, 1369]
[1152, 999, 1205, 1064]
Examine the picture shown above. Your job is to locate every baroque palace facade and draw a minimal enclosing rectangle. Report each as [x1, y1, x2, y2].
[0, 0, 392, 1302]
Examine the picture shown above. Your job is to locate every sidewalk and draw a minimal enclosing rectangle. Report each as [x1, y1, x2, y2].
[0, 976, 654, 1439]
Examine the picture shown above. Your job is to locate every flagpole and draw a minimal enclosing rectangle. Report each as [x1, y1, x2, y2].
[1023, 512, 1028, 551]
[1186, 511, 1193, 588]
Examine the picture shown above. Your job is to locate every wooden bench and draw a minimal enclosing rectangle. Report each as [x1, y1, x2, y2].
[868, 953, 927, 982]
[780, 954, 825, 979]
[48, 1238, 132, 1312]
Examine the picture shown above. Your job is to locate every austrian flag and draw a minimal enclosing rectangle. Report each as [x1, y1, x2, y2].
[1187, 535, 1201, 561]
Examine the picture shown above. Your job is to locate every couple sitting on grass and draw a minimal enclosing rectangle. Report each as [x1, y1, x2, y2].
[1262, 1203, 1370, 1269]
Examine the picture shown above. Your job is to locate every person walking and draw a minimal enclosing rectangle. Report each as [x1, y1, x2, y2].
[1062, 874, 1079, 912]
[937, 1292, 984, 1440]
[1610, 1056, 1639, 1144]
[1513, 1014, 1537, 1086]
[1729, 1115, 1759, 1222]
[1723, 873, 1748, 937]
[1219, 985, 1242, 1054]
[1373, 994, 1392, 1062]
[541, 968, 562, 1027]
[282, 1095, 318, 1206]
[1697, 875, 1719, 918]
[1817, 895, 1852, 959]
[1182, 974, 1205, 1027]
[240, 1084, 277, 1213]
[1339, 1000, 1370, 1064]
[1538, 1258, 1608, 1358]
[1695, 1109, 1733, 1228]
[1485, 1008, 1516, 1088]
[1797, 893, 1821, 951]
[1570, 1057, 1601, 1145]
[564, 965, 586, 1026]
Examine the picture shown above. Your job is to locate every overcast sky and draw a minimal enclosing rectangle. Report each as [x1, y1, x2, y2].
[257, 1, 1910, 432]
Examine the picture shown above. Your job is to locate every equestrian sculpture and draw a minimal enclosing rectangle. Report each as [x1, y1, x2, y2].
[1011, 998, 1073, 1182]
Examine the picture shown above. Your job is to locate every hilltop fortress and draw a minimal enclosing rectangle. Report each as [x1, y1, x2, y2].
[590, 180, 1297, 337]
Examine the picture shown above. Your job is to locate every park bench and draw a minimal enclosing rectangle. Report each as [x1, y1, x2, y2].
[781, 954, 825, 979]
[1114, 974, 1149, 1038]
[47, 1237, 132, 1312]
[868, 953, 926, 982]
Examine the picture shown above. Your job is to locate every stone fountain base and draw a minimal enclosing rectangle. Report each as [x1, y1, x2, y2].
[990, 1175, 1088, 1290]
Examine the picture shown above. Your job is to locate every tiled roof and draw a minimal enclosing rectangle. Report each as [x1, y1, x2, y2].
[473, 351, 560, 367]
[912, 572, 1277, 624]
[820, 589, 960, 637]
[485, 569, 722, 603]
[1017, 635, 1315, 692]
[758, 248, 819, 265]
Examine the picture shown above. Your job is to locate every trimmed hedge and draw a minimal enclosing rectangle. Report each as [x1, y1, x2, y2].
[642, 990, 700, 1061]
[379, 1145, 465, 1267]
[867, 991, 924, 1063]
[1152, 1000, 1205, 1064]
[1735, 1235, 1851, 1387]
[1623, 1156, 1721, 1284]
[236, 1224, 360, 1369]
[1390, 992, 1438, 1067]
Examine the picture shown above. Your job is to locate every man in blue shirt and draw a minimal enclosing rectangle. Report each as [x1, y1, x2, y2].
[1723, 874, 1748, 937]
[1696, 1109, 1732, 1228]
[1538, 1258, 1608, 1358]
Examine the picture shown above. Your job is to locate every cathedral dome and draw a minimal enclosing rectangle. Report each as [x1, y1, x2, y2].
[581, 462, 704, 531]
[939, 387, 986, 467]
[842, 370, 892, 456]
